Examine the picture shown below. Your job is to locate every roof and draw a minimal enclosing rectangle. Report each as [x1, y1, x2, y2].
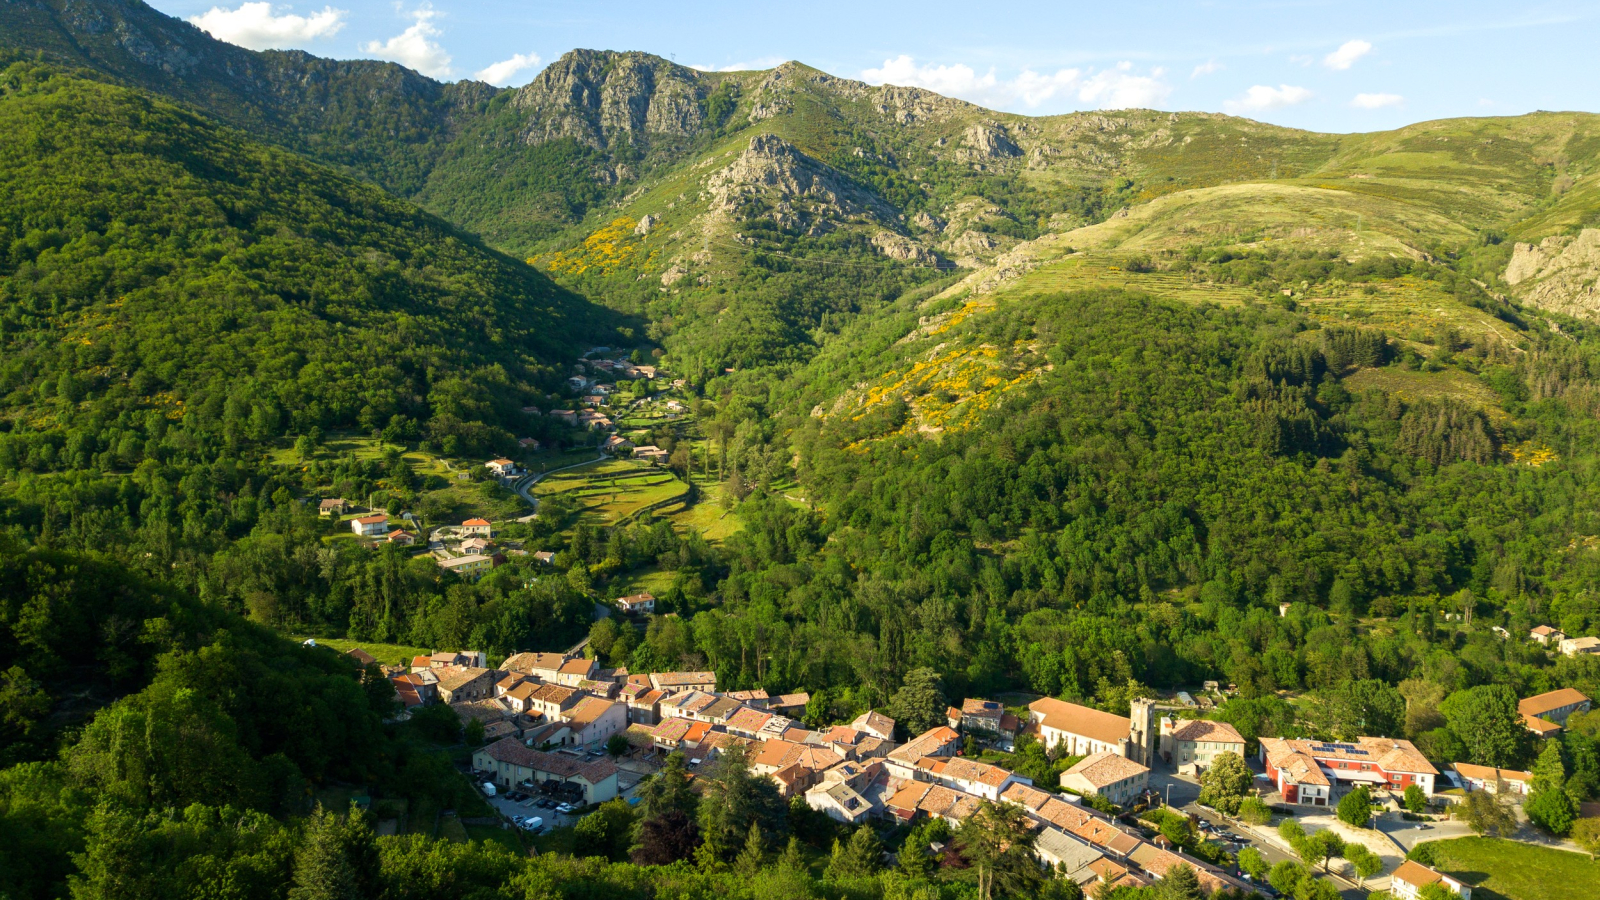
[773, 692, 810, 708]
[504, 681, 542, 703]
[1523, 715, 1564, 735]
[963, 698, 1003, 716]
[318, 498, 346, 508]
[1029, 698, 1132, 747]
[463, 518, 491, 526]
[435, 667, 491, 691]
[1261, 741, 1332, 787]
[476, 738, 619, 783]
[530, 684, 579, 705]
[1000, 782, 1055, 811]
[851, 710, 895, 737]
[345, 648, 377, 665]
[502, 651, 567, 674]
[650, 718, 692, 743]
[725, 707, 774, 734]
[650, 671, 717, 688]
[1260, 735, 1437, 775]
[354, 514, 387, 524]
[1519, 688, 1590, 717]
[929, 756, 1017, 787]
[1035, 828, 1102, 872]
[566, 697, 619, 726]
[1392, 860, 1445, 889]
[488, 458, 514, 465]
[1531, 625, 1561, 635]
[1451, 762, 1533, 784]
[440, 554, 492, 569]
[890, 726, 961, 763]
[1063, 751, 1151, 788]
[559, 658, 596, 676]
[1168, 719, 1246, 745]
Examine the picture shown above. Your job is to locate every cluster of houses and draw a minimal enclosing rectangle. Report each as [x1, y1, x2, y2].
[349, 637, 1581, 896]
[1530, 624, 1600, 657]
[423, 517, 506, 578]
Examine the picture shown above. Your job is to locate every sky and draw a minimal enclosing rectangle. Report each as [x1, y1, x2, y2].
[149, 0, 1600, 133]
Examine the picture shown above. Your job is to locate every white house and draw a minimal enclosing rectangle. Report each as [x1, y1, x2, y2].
[1028, 698, 1132, 757]
[485, 458, 518, 477]
[1060, 751, 1150, 806]
[1391, 861, 1471, 899]
[351, 514, 388, 537]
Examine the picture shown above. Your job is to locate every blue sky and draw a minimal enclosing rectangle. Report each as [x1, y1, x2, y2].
[150, 0, 1600, 133]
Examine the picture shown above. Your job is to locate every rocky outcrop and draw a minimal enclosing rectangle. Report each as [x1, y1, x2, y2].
[1506, 229, 1600, 318]
[706, 134, 896, 234]
[635, 214, 660, 235]
[961, 124, 1022, 159]
[511, 50, 710, 148]
[871, 231, 945, 266]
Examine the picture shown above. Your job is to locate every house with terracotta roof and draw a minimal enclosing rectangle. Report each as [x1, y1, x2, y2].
[615, 592, 656, 615]
[555, 656, 598, 687]
[885, 726, 962, 779]
[473, 738, 620, 805]
[485, 458, 518, 477]
[460, 517, 492, 536]
[435, 666, 494, 704]
[561, 697, 627, 749]
[524, 683, 581, 719]
[1061, 751, 1150, 806]
[318, 498, 348, 516]
[1518, 687, 1590, 735]
[850, 709, 896, 741]
[1260, 736, 1437, 804]
[1161, 719, 1246, 774]
[438, 553, 496, 579]
[500, 680, 545, 714]
[948, 698, 1005, 734]
[725, 707, 775, 738]
[649, 671, 717, 692]
[385, 529, 417, 547]
[1449, 763, 1534, 796]
[770, 692, 810, 714]
[620, 684, 666, 725]
[1028, 698, 1133, 758]
[915, 755, 1029, 801]
[345, 647, 377, 666]
[500, 651, 568, 683]
[351, 514, 388, 537]
[1391, 860, 1472, 899]
[1530, 625, 1565, 645]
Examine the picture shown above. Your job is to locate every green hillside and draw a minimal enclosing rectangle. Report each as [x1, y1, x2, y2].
[0, 60, 612, 471]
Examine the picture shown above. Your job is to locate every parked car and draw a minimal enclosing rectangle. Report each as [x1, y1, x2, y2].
[557, 803, 576, 814]
[519, 816, 544, 832]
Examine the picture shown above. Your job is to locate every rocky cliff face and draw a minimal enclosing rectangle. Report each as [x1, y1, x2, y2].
[511, 50, 711, 149]
[706, 133, 898, 235]
[1506, 229, 1600, 318]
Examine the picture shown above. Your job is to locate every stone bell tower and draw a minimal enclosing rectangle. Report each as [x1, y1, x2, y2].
[1128, 697, 1159, 767]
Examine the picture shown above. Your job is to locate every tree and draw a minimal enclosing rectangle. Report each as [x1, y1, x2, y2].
[956, 801, 1042, 900]
[735, 821, 767, 877]
[1268, 860, 1308, 897]
[1440, 684, 1530, 768]
[1277, 819, 1305, 844]
[1526, 741, 1578, 836]
[696, 742, 787, 859]
[1198, 752, 1254, 816]
[573, 799, 636, 861]
[1157, 862, 1203, 900]
[1238, 796, 1272, 826]
[1237, 846, 1270, 881]
[1403, 783, 1428, 814]
[825, 825, 882, 881]
[463, 718, 485, 747]
[1344, 844, 1383, 887]
[605, 733, 629, 758]
[289, 805, 377, 900]
[898, 820, 941, 880]
[1573, 817, 1600, 860]
[1336, 786, 1373, 829]
[887, 668, 947, 737]
[1298, 829, 1343, 873]
[632, 752, 702, 864]
[1458, 789, 1515, 837]
[1160, 814, 1193, 848]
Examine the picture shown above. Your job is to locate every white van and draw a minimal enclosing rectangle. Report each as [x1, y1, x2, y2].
[519, 816, 544, 832]
[481, 782, 497, 797]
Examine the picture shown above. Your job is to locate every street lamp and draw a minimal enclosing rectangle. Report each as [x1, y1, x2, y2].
[1165, 783, 1172, 808]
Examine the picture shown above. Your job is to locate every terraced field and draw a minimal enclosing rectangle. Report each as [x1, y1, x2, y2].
[533, 458, 689, 525]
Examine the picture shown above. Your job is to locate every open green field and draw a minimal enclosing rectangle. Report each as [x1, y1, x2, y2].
[293, 636, 433, 667]
[1422, 837, 1600, 900]
[534, 458, 689, 525]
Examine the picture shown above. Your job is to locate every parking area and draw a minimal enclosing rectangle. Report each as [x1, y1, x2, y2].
[482, 788, 582, 832]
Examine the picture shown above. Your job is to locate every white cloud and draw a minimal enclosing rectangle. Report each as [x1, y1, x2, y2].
[188, 2, 345, 50]
[362, 4, 452, 78]
[860, 56, 1169, 111]
[475, 52, 541, 86]
[689, 57, 787, 72]
[1190, 60, 1223, 79]
[1076, 62, 1171, 109]
[1323, 39, 1372, 70]
[1225, 84, 1314, 114]
[1351, 92, 1403, 109]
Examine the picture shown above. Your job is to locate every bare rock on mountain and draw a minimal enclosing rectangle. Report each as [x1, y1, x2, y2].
[706, 134, 896, 234]
[871, 231, 945, 266]
[1506, 229, 1600, 318]
[911, 211, 946, 233]
[511, 50, 709, 148]
[635, 214, 660, 235]
[962, 124, 1022, 159]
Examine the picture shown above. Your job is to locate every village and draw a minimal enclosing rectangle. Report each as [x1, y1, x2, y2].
[308, 347, 693, 579]
[325, 624, 1596, 900]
